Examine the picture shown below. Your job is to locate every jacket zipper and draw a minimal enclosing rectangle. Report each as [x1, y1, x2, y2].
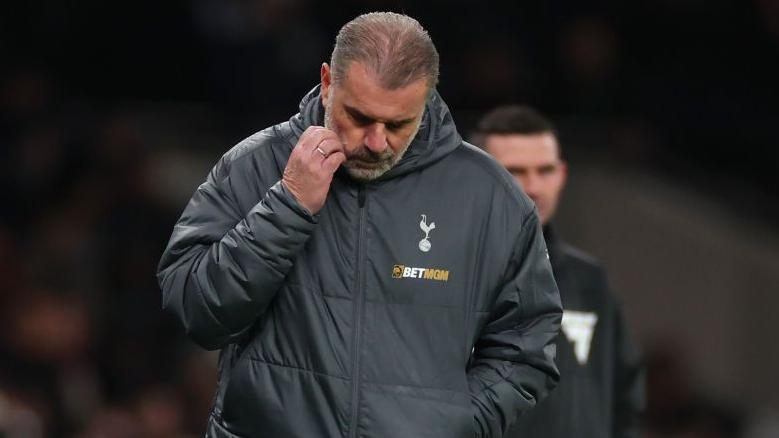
[349, 185, 367, 438]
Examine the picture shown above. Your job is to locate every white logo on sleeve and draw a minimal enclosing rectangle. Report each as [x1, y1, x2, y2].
[418, 214, 436, 252]
[561, 310, 598, 365]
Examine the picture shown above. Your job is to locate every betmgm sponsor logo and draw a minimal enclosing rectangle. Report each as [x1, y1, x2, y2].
[392, 265, 450, 282]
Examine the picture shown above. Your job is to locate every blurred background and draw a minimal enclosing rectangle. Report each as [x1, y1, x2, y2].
[1, 0, 778, 437]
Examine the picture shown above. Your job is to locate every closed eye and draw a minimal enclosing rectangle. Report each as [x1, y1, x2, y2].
[385, 120, 411, 131]
[348, 110, 373, 126]
[344, 105, 414, 130]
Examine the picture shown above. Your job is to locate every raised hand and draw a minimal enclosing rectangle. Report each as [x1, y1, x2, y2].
[282, 126, 347, 214]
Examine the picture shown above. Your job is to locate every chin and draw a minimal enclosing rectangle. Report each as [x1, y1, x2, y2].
[344, 164, 388, 181]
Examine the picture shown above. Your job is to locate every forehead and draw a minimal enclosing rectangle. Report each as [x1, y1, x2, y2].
[335, 62, 428, 122]
[485, 133, 560, 166]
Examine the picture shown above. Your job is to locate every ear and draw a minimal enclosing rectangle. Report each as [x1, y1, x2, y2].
[559, 160, 569, 188]
[320, 63, 332, 107]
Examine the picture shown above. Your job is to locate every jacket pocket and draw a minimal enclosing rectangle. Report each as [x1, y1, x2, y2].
[220, 357, 351, 437]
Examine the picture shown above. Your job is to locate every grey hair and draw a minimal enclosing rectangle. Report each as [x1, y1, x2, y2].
[330, 12, 440, 90]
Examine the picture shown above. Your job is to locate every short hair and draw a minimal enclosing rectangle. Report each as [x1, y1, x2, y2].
[330, 12, 440, 90]
[477, 105, 556, 136]
[474, 105, 560, 155]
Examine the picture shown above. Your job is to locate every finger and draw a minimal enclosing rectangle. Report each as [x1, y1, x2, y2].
[320, 135, 344, 153]
[321, 151, 346, 174]
[297, 126, 332, 152]
[313, 145, 329, 160]
[314, 137, 344, 158]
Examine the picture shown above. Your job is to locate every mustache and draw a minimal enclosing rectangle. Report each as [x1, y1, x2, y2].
[347, 147, 394, 163]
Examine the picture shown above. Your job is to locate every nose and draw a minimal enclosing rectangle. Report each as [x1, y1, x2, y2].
[519, 173, 541, 199]
[364, 124, 389, 153]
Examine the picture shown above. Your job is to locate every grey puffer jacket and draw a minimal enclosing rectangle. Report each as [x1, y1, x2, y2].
[157, 86, 562, 438]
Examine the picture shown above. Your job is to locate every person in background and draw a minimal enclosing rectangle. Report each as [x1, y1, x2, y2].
[476, 105, 644, 438]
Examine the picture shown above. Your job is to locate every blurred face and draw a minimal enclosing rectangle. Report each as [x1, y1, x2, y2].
[321, 62, 427, 181]
[485, 133, 567, 224]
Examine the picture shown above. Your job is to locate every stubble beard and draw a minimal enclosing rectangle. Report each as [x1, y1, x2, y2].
[324, 99, 419, 182]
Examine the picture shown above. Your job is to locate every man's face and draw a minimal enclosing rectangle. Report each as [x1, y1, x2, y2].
[320, 62, 428, 181]
[485, 133, 567, 224]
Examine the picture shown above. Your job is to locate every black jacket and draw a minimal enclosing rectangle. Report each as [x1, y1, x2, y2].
[157, 86, 562, 438]
[506, 227, 644, 438]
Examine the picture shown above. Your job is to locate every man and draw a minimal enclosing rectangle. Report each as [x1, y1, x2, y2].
[158, 13, 562, 438]
[476, 105, 644, 438]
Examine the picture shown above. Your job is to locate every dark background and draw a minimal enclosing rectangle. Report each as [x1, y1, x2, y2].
[2, 1, 778, 437]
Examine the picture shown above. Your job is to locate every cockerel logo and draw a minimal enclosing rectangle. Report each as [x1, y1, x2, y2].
[418, 214, 436, 252]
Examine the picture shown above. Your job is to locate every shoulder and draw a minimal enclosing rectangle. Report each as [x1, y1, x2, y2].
[209, 123, 292, 185]
[445, 141, 537, 219]
[556, 241, 613, 296]
[218, 124, 290, 174]
[200, 123, 293, 213]
[559, 242, 604, 273]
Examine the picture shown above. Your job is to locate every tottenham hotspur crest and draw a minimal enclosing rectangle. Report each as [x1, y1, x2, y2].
[418, 214, 436, 252]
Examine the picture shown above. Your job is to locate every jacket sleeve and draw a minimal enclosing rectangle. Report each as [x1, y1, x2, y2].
[156, 155, 317, 350]
[468, 211, 562, 438]
[612, 300, 646, 438]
